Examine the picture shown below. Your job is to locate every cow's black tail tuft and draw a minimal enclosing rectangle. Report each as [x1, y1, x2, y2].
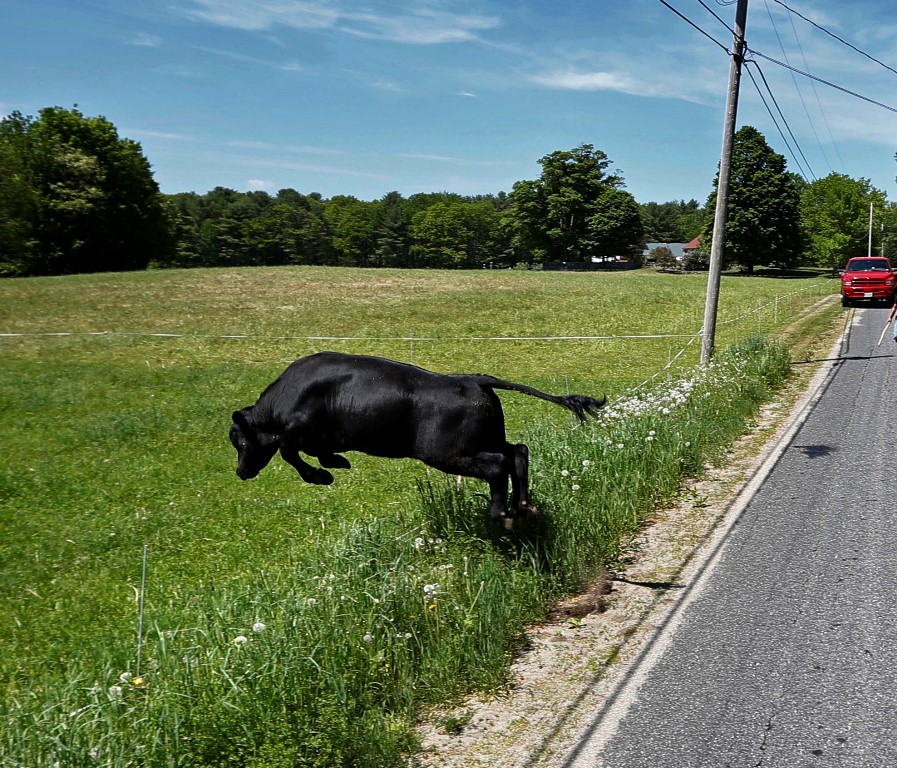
[468, 376, 607, 422]
[555, 393, 608, 422]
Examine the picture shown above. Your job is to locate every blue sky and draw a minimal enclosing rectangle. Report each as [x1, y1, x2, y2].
[3, 0, 897, 204]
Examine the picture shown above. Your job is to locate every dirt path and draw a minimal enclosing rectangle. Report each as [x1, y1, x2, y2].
[413, 297, 846, 768]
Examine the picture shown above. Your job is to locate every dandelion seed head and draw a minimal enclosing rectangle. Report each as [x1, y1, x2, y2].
[233, 635, 249, 645]
[252, 622, 266, 633]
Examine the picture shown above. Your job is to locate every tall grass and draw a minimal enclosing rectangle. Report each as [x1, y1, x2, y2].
[1, 335, 794, 767]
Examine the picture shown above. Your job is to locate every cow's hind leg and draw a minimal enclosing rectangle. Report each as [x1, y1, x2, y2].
[510, 443, 539, 521]
[429, 452, 515, 531]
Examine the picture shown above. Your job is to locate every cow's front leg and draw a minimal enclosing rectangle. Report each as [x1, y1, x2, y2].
[280, 448, 334, 485]
[318, 453, 351, 470]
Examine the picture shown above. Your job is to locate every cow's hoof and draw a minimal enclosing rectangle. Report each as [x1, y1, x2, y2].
[520, 503, 540, 521]
[498, 514, 515, 533]
[311, 469, 334, 485]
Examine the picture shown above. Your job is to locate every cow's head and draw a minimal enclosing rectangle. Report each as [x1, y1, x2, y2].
[230, 409, 279, 480]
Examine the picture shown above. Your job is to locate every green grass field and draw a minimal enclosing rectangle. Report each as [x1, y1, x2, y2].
[0, 266, 839, 766]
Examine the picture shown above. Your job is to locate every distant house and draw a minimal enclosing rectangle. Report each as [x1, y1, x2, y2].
[683, 234, 703, 255]
[644, 242, 687, 261]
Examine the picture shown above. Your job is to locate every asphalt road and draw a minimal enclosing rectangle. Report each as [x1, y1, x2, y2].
[565, 306, 897, 768]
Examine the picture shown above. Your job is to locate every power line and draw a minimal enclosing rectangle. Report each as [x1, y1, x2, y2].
[748, 49, 897, 114]
[781, 2, 844, 171]
[695, 0, 734, 33]
[660, 0, 897, 116]
[771, 0, 897, 79]
[744, 60, 814, 181]
[762, 0, 829, 174]
[656, 0, 730, 53]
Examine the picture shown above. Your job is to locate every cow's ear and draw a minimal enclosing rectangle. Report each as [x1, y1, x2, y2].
[232, 409, 252, 431]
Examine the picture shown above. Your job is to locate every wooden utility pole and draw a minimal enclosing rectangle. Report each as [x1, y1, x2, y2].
[701, 0, 749, 365]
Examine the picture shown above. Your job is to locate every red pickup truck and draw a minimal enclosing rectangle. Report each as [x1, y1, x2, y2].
[839, 256, 896, 307]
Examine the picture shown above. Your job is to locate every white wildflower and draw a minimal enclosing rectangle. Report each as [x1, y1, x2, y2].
[233, 635, 249, 645]
[362, 633, 374, 643]
[252, 622, 266, 633]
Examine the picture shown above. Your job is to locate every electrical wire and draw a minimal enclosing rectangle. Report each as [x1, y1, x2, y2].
[785, 22, 844, 172]
[781, 2, 844, 171]
[695, 0, 734, 33]
[771, 0, 897, 79]
[763, 0, 830, 174]
[744, 60, 814, 180]
[749, 49, 897, 114]
[656, 0, 730, 53]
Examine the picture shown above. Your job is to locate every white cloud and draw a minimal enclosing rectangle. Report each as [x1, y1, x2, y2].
[195, 45, 305, 72]
[528, 68, 665, 98]
[131, 32, 163, 47]
[179, 0, 500, 44]
[125, 128, 197, 142]
[182, 0, 339, 31]
[341, 8, 499, 44]
[247, 178, 276, 191]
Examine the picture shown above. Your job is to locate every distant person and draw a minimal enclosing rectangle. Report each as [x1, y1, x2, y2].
[887, 300, 897, 343]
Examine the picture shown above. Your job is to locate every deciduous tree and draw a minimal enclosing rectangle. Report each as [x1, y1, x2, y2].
[799, 173, 886, 269]
[703, 126, 803, 273]
[0, 107, 172, 276]
[506, 144, 628, 263]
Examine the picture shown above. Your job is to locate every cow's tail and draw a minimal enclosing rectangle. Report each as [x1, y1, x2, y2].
[472, 376, 607, 422]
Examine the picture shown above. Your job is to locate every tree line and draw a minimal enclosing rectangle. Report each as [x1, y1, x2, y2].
[1, 106, 895, 277]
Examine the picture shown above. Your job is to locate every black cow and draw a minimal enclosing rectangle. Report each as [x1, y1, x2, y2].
[230, 352, 605, 530]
